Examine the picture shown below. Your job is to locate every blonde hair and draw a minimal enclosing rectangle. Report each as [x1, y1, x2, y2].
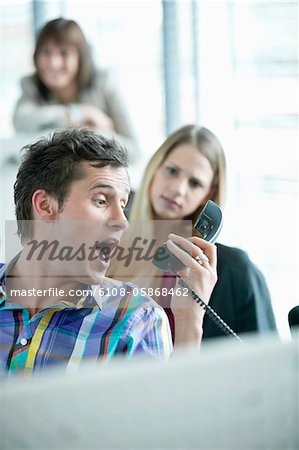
[130, 124, 226, 224]
[107, 125, 226, 290]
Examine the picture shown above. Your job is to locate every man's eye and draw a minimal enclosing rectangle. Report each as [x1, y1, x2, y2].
[95, 199, 106, 206]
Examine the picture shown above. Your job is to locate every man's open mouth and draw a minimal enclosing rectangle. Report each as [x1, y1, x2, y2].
[94, 239, 119, 262]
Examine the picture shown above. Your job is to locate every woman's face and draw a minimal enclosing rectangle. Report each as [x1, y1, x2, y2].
[36, 41, 80, 93]
[149, 143, 214, 220]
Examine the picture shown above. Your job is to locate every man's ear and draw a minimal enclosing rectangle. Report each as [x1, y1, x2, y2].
[32, 189, 59, 221]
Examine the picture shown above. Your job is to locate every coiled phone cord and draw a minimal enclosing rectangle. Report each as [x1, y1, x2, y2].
[177, 276, 244, 345]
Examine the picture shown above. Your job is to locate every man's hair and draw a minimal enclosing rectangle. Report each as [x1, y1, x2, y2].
[14, 128, 129, 243]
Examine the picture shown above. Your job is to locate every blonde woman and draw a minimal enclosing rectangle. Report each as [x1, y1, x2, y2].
[109, 125, 276, 345]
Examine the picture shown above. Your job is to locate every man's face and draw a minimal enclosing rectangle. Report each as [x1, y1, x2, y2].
[50, 162, 130, 284]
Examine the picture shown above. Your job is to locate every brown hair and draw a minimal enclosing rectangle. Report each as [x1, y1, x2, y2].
[14, 128, 128, 243]
[33, 18, 93, 99]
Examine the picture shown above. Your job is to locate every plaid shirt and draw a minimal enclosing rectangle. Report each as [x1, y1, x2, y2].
[0, 261, 172, 376]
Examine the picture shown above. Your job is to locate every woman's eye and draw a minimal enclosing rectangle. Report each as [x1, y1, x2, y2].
[165, 166, 178, 176]
[189, 179, 202, 188]
[41, 48, 51, 56]
[60, 49, 69, 57]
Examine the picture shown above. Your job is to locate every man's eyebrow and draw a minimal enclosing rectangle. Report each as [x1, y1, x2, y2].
[89, 184, 113, 191]
[89, 184, 130, 195]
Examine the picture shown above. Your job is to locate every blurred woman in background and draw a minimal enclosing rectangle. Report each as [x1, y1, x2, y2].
[13, 17, 139, 160]
[109, 124, 276, 345]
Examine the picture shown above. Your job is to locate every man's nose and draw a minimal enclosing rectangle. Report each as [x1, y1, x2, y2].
[107, 219, 128, 231]
[107, 206, 128, 231]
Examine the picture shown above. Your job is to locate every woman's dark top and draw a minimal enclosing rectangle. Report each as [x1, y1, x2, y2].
[202, 243, 276, 339]
[163, 242, 276, 342]
[125, 192, 276, 340]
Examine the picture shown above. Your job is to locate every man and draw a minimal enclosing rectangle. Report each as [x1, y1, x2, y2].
[0, 128, 175, 376]
[0, 128, 217, 376]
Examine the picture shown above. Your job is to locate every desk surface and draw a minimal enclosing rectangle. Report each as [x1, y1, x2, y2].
[1, 333, 298, 450]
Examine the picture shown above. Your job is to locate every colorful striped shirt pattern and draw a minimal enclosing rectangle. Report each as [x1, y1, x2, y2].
[0, 262, 172, 376]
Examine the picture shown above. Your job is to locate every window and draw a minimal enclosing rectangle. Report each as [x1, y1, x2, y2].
[1, 0, 298, 338]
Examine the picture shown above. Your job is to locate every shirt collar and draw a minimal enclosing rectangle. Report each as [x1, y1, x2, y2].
[0, 254, 105, 310]
[0, 252, 21, 283]
[0, 279, 5, 305]
[0, 255, 21, 306]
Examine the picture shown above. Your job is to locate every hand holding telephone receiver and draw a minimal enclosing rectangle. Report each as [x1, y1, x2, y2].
[152, 200, 223, 273]
[152, 200, 243, 344]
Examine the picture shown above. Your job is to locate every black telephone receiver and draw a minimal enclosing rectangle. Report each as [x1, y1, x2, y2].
[152, 200, 223, 273]
[152, 200, 243, 343]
